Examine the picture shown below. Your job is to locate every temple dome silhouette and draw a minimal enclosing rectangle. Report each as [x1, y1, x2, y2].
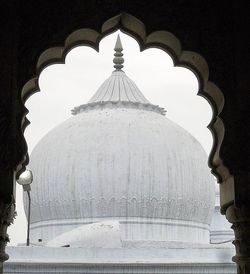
[25, 35, 215, 246]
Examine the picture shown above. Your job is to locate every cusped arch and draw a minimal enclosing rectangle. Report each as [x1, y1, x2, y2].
[19, 12, 230, 183]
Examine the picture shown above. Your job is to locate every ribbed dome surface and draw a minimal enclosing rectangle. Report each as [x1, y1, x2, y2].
[26, 106, 214, 244]
[88, 70, 150, 104]
[71, 70, 165, 115]
[25, 36, 215, 245]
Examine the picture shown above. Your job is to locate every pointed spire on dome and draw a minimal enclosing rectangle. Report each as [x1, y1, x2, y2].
[113, 35, 124, 70]
[71, 34, 166, 115]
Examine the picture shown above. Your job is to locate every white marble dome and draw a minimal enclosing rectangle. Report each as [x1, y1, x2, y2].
[25, 36, 215, 246]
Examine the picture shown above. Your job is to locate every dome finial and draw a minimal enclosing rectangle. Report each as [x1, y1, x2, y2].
[113, 34, 124, 70]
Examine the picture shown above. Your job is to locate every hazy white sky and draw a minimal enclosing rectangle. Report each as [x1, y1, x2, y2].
[9, 31, 213, 245]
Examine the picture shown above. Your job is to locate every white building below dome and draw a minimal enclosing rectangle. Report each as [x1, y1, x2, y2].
[6, 244, 236, 274]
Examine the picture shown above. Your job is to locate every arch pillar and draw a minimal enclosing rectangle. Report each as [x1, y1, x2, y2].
[0, 199, 15, 272]
[225, 172, 250, 274]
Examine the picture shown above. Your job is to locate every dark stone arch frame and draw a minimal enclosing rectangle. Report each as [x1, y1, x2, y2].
[4, 11, 246, 273]
[20, 13, 230, 185]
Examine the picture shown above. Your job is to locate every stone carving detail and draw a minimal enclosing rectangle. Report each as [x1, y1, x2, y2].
[226, 205, 250, 274]
[0, 199, 16, 263]
[71, 101, 166, 115]
[50, 196, 212, 224]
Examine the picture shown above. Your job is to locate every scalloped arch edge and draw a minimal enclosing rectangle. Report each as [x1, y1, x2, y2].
[18, 12, 230, 184]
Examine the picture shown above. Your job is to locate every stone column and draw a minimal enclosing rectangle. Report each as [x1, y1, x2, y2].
[226, 205, 250, 274]
[225, 172, 250, 274]
[0, 200, 15, 274]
